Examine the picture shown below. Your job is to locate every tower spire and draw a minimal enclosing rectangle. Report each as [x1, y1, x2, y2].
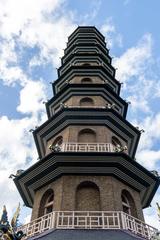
[13, 26, 160, 239]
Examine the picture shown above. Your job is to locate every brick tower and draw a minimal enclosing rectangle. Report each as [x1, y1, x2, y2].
[14, 27, 159, 239]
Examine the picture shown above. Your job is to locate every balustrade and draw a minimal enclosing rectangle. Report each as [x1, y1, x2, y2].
[18, 211, 157, 239]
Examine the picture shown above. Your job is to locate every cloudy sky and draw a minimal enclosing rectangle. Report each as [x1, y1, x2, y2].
[0, 0, 160, 228]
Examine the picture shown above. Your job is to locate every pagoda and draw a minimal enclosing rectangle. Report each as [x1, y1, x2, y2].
[14, 26, 160, 240]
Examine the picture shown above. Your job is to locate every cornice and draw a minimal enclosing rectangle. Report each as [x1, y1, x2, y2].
[53, 65, 121, 95]
[33, 108, 140, 159]
[46, 84, 128, 118]
[14, 152, 160, 208]
[59, 54, 115, 77]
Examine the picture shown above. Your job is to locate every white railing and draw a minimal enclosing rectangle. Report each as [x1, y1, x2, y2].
[18, 211, 158, 239]
[67, 105, 106, 109]
[61, 143, 115, 153]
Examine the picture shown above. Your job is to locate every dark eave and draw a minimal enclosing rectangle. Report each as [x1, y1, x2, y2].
[46, 83, 128, 119]
[66, 35, 106, 52]
[14, 152, 160, 208]
[61, 51, 112, 65]
[53, 65, 121, 95]
[59, 53, 114, 77]
[68, 26, 105, 43]
[33, 108, 140, 159]
[61, 46, 111, 65]
[64, 42, 108, 59]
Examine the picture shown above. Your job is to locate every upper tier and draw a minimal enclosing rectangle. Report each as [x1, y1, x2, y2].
[52, 26, 121, 95]
[62, 26, 109, 63]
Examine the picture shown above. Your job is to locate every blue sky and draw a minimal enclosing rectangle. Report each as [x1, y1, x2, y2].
[0, 0, 160, 228]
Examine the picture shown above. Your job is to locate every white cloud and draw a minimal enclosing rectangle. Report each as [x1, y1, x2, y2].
[0, 116, 37, 170]
[133, 113, 160, 170]
[0, 73, 48, 221]
[0, 39, 28, 86]
[0, 0, 77, 224]
[127, 95, 150, 113]
[114, 33, 152, 83]
[137, 113, 160, 150]
[0, 115, 39, 219]
[17, 80, 47, 116]
[0, 0, 63, 39]
[0, 0, 78, 223]
[100, 18, 123, 48]
[113, 32, 160, 226]
[144, 207, 160, 230]
[137, 150, 160, 170]
[21, 17, 76, 66]
[113, 33, 159, 115]
[0, 0, 76, 88]
[143, 191, 160, 230]
[80, 0, 102, 24]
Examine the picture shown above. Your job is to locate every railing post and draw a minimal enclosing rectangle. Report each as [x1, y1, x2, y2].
[121, 212, 127, 230]
[61, 143, 64, 152]
[97, 143, 99, 152]
[51, 212, 56, 229]
[56, 212, 59, 228]
[72, 211, 75, 228]
[17, 210, 158, 239]
[102, 211, 105, 229]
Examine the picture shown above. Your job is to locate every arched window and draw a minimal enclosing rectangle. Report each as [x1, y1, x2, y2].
[121, 190, 137, 217]
[75, 181, 100, 211]
[82, 63, 91, 66]
[80, 97, 94, 107]
[38, 189, 54, 217]
[78, 128, 96, 143]
[112, 136, 122, 147]
[81, 78, 92, 84]
[53, 136, 63, 146]
[122, 194, 131, 215]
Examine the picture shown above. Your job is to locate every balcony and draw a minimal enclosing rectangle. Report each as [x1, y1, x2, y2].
[49, 142, 127, 154]
[18, 211, 157, 239]
[53, 104, 122, 116]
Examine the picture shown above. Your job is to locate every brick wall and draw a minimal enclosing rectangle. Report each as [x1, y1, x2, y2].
[31, 175, 144, 221]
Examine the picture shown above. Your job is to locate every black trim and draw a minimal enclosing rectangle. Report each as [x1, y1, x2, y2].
[66, 36, 106, 52]
[33, 107, 140, 159]
[14, 152, 160, 208]
[61, 52, 112, 68]
[68, 26, 105, 43]
[59, 54, 115, 78]
[53, 65, 121, 95]
[46, 84, 128, 119]
[64, 42, 108, 60]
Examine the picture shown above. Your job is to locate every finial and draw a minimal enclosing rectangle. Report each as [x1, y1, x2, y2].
[9, 174, 16, 179]
[140, 129, 145, 133]
[9, 170, 24, 179]
[29, 129, 34, 132]
[127, 101, 131, 104]
[106, 103, 115, 109]
[151, 170, 159, 177]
